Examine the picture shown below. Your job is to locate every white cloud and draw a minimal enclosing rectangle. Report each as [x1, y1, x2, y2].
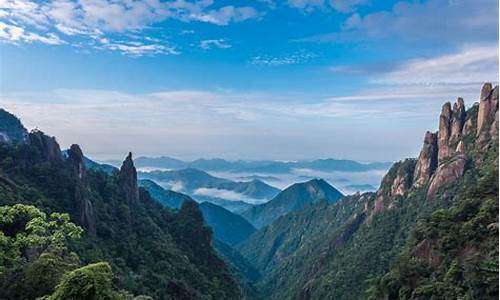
[101, 40, 180, 56]
[0, 0, 261, 55]
[374, 45, 499, 86]
[1, 78, 494, 161]
[0, 21, 64, 44]
[297, 0, 498, 45]
[250, 51, 317, 66]
[287, 0, 366, 13]
[193, 187, 266, 204]
[199, 38, 231, 50]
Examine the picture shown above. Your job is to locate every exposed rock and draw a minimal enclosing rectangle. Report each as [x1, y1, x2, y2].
[427, 155, 467, 199]
[462, 117, 475, 136]
[67, 144, 85, 179]
[477, 83, 499, 135]
[411, 239, 442, 268]
[67, 144, 95, 236]
[450, 97, 466, 140]
[490, 110, 499, 137]
[437, 102, 452, 161]
[413, 131, 438, 187]
[28, 130, 62, 162]
[455, 141, 465, 153]
[74, 184, 96, 236]
[118, 152, 139, 203]
[373, 159, 415, 213]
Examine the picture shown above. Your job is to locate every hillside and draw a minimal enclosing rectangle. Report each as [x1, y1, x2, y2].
[0, 118, 241, 299]
[238, 84, 499, 299]
[138, 179, 191, 209]
[241, 178, 344, 228]
[199, 202, 256, 246]
[138, 168, 280, 211]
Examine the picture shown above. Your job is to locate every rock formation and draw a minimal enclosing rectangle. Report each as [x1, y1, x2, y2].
[28, 130, 62, 162]
[377, 83, 498, 206]
[118, 152, 139, 203]
[450, 97, 466, 141]
[437, 102, 452, 161]
[67, 144, 96, 236]
[373, 159, 415, 213]
[67, 144, 86, 179]
[413, 131, 438, 187]
[427, 155, 467, 198]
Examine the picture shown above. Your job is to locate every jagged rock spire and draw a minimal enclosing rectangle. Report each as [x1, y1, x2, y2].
[67, 144, 85, 179]
[413, 131, 438, 187]
[450, 97, 466, 140]
[477, 83, 499, 137]
[118, 152, 139, 203]
[66, 144, 96, 236]
[437, 102, 452, 161]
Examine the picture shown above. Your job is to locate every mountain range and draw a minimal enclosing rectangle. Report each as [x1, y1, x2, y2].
[109, 156, 392, 174]
[241, 178, 344, 228]
[138, 168, 281, 212]
[0, 83, 497, 300]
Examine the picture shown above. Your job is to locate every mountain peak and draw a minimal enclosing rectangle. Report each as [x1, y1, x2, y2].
[118, 152, 139, 203]
[242, 178, 343, 228]
[0, 109, 28, 144]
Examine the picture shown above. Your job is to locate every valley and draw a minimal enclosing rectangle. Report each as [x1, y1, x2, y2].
[0, 83, 498, 299]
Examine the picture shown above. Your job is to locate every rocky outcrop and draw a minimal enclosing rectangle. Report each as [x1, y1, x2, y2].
[118, 152, 139, 203]
[450, 98, 466, 141]
[28, 130, 62, 162]
[373, 159, 415, 213]
[411, 239, 443, 268]
[67, 144, 96, 236]
[477, 83, 499, 135]
[379, 84, 497, 203]
[413, 131, 438, 187]
[427, 155, 467, 199]
[437, 102, 452, 161]
[67, 144, 86, 179]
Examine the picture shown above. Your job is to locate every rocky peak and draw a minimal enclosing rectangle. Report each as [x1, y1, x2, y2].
[118, 152, 139, 203]
[67, 144, 86, 179]
[28, 130, 62, 162]
[413, 131, 438, 187]
[477, 83, 499, 138]
[437, 102, 452, 161]
[0, 109, 28, 144]
[450, 97, 466, 140]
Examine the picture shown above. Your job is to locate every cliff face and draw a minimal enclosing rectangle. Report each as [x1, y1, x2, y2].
[67, 144, 96, 236]
[28, 130, 63, 162]
[375, 83, 498, 211]
[118, 152, 139, 204]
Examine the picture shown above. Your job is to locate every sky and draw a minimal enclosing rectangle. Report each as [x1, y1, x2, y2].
[0, 0, 498, 162]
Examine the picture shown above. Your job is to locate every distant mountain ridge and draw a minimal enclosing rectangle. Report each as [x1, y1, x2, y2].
[241, 178, 344, 228]
[137, 168, 281, 211]
[107, 156, 392, 174]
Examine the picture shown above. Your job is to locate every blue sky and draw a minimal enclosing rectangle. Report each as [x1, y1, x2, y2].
[0, 0, 498, 161]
